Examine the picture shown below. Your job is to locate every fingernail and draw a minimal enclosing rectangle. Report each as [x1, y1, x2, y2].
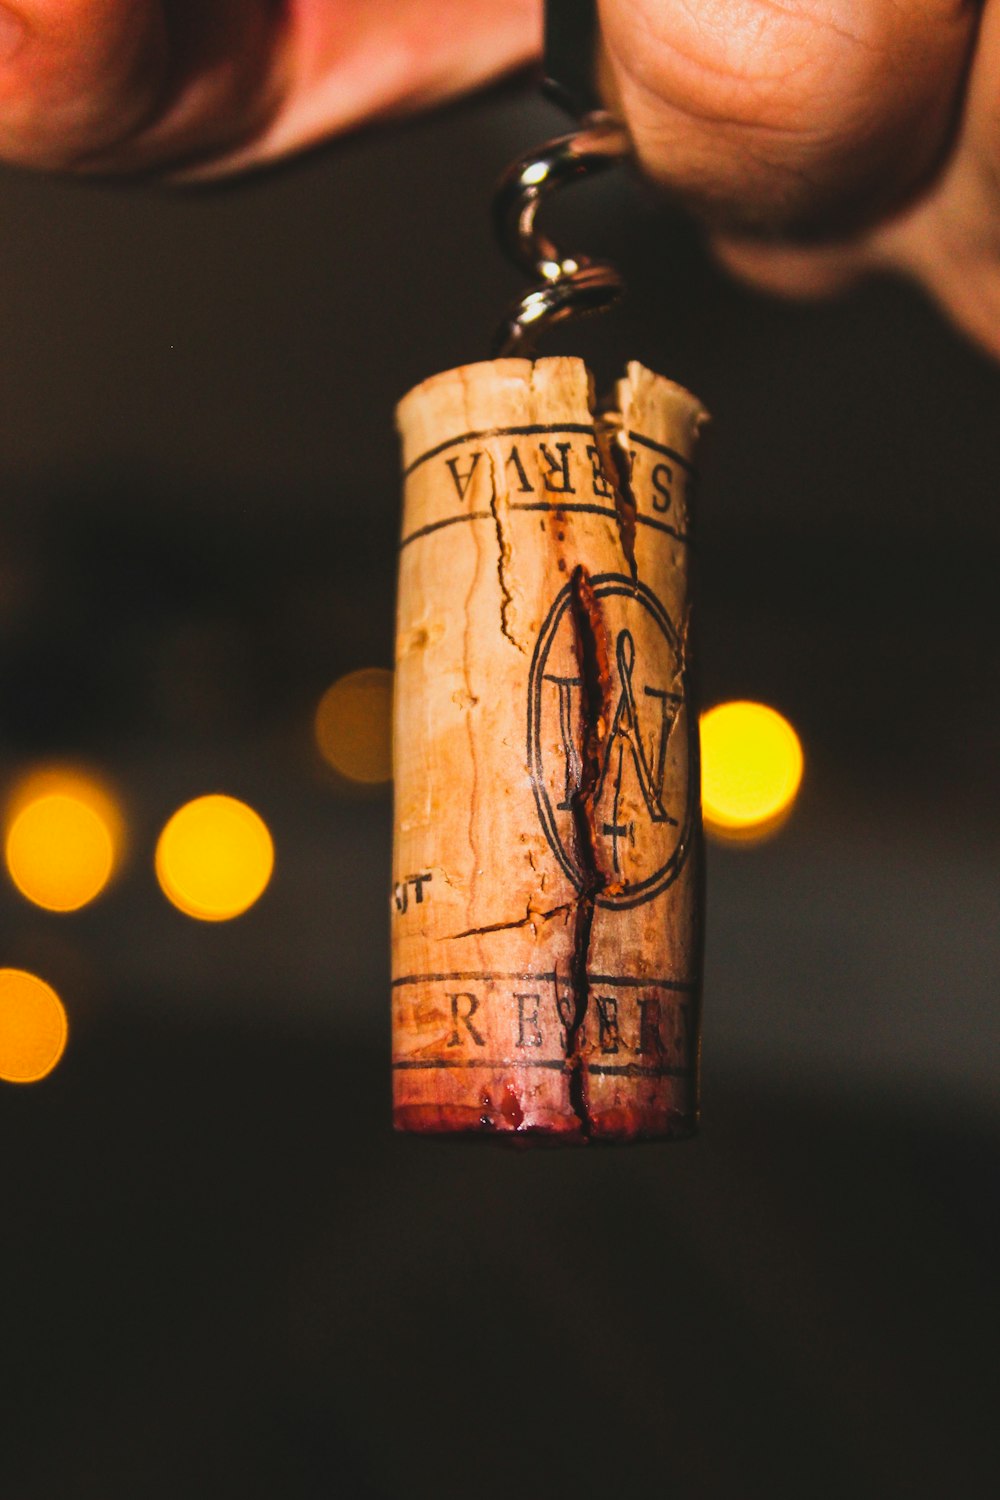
[0, 7, 27, 63]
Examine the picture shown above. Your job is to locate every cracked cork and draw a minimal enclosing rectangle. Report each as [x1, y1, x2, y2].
[392, 357, 708, 1142]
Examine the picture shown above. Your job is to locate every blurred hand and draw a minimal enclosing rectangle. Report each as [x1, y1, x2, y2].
[0, 2, 998, 357]
[0, 1, 541, 175]
[599, 1, 1000, 358]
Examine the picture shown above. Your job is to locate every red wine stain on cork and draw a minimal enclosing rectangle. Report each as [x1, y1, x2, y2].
[500, 1082, 525, 1129]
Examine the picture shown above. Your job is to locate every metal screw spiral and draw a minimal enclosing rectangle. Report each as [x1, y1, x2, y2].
[492, 113, 631, 358]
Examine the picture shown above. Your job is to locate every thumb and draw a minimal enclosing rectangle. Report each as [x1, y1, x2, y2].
[0, 1, 282, 173]
[599, 0, 976, 238]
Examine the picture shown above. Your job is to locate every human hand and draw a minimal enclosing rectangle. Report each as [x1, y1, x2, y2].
[0, 2, 997, 358]
[0, 1, 541, 176]
[599, 1, 1000, 359]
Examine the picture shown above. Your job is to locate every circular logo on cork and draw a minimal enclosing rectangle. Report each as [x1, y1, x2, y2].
[527, 575, 695, 909]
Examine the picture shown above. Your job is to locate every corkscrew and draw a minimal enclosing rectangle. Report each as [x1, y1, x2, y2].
[491, 113, 630, 357]
[491, 0, 630, 357]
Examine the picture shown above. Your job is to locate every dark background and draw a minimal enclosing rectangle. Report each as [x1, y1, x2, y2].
[0, 84, 996, 1497]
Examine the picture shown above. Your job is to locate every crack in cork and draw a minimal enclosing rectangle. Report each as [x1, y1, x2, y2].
[486, 447, 524, 653]
[564, 563, 616, 1136]
[591, 410, 638, 582]
[447, 901, 573, 941]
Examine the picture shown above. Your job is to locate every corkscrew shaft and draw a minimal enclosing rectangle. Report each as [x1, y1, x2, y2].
[491, 113, 630, 357]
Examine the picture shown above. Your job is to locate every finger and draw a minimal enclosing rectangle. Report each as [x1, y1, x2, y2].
[0, 1, 167, 168]
[600, 0, 978, 237]
[869, 0, 1000, 357]
[0, 1, 281, 173]
[0, 1, 541, 179]
[217, 0, 542, 179]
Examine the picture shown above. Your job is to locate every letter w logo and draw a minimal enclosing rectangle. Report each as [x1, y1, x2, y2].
[597, 630, 680, 871]
[545, 628, 681, 875]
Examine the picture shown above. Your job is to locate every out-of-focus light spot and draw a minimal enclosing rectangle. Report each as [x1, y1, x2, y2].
[0, 969, 68, 1083]
[315, 668, 393, 784]
[4, 768, 124, 911]
[700, 700, 804, 844]
[155, 794, 273, 921]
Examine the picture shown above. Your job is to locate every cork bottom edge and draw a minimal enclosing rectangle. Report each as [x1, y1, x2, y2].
[393, 1104, 699, 1146]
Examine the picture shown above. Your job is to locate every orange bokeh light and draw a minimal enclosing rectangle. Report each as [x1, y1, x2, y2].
[0, 968, 68, 1083]
[155, 794, 274, 921]
[700, 700, 804, 844]
[4, 767, 124, 911]
[315, 668, 393, 784]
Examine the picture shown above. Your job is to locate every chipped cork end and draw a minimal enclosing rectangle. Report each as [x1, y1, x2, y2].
[392, 358, 708, 1143]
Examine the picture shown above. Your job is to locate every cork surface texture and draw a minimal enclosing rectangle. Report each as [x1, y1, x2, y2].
[392, 357, 708, 1141]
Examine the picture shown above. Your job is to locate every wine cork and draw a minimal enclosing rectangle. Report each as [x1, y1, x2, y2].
[392, 357, 707, 1141]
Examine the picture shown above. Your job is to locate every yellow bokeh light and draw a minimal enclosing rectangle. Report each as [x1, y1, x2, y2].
[700, 700, 804, 844]
[4, 768, 124, 911]
[0, 969, 68, 1083]
[315, 668, 393, 784]
[155, 794, 274, 921]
